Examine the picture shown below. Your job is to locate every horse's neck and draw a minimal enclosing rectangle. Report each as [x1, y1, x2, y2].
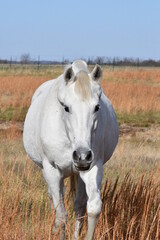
[48, 76, 62, 99]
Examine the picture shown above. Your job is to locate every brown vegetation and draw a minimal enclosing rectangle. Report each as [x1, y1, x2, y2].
[0, 76, 46, 108]
[0, 68, 160, 114]
[103, 68, 160, 85]
[0, 67, 160, 239]
[102, 82, 160, 113]
[102, 68, 160, 114]
[0, 127, 159, 239]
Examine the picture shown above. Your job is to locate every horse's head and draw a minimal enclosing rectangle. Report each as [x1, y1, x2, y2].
[58, 61, 103, 171]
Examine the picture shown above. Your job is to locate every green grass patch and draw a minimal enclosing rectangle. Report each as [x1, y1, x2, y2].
[117, 111, 160, 126]
[0, 107, 160, 127]
[0, 64, 63, 77]
[0, 107, 28, 122]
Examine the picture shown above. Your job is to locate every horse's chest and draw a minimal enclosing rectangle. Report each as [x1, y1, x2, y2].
[41, 135, 73, 170]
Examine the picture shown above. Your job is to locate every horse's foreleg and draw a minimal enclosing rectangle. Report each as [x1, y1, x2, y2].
[74, 175, 87, 240]
[80, 161, 103, 240]
[42, 159, 67, 239]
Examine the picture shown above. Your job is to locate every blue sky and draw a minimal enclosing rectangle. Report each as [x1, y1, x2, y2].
[0, 0, 160, 61]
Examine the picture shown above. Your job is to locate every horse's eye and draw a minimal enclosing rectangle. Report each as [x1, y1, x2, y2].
[64, 106, 70, 113]
[94, 104, 100, 112]
[60, 101, 70, 113]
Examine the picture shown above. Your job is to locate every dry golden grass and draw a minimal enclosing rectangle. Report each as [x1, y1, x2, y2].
[0, 66, 160, 239]
[102, 82, 160, 113]
[0, 76, 46, 108]
[0, 67, 160, 114]
[0, 128, 159, 239]
[103, 68, 160, 85]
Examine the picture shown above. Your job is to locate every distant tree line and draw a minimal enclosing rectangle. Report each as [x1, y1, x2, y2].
[87, 56, 160, 67]
[0, 54, 160, 67]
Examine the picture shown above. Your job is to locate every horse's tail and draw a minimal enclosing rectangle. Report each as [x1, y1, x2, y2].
[69, 174, 78, 198]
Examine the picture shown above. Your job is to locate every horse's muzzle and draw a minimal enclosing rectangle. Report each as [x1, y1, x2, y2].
[72, 148, 93, 171]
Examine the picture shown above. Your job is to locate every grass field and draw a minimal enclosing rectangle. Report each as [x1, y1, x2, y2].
[0, 65, 160, 125]
[0, 65, 160, 239]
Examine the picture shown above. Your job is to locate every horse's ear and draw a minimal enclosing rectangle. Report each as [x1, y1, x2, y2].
[91, 64, 103, 83]
[64, 65, 75, 84]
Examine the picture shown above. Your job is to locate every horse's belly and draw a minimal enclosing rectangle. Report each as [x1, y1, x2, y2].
[23, 99, 43, 167]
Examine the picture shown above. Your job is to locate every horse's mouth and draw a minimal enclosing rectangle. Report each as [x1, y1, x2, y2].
[74, 163, 91, 171]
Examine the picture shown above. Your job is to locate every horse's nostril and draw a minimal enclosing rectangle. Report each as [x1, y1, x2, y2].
[86, 150, 92, 161]
[73, 150, 78, 161]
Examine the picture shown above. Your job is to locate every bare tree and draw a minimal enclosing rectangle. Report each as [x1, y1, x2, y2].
[20, 53, 31, 64]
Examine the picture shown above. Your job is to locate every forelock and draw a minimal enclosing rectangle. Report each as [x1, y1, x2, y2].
[74, 71, 91, 101]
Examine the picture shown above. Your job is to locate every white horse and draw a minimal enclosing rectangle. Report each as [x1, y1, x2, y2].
[23, 60, 119, 240]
